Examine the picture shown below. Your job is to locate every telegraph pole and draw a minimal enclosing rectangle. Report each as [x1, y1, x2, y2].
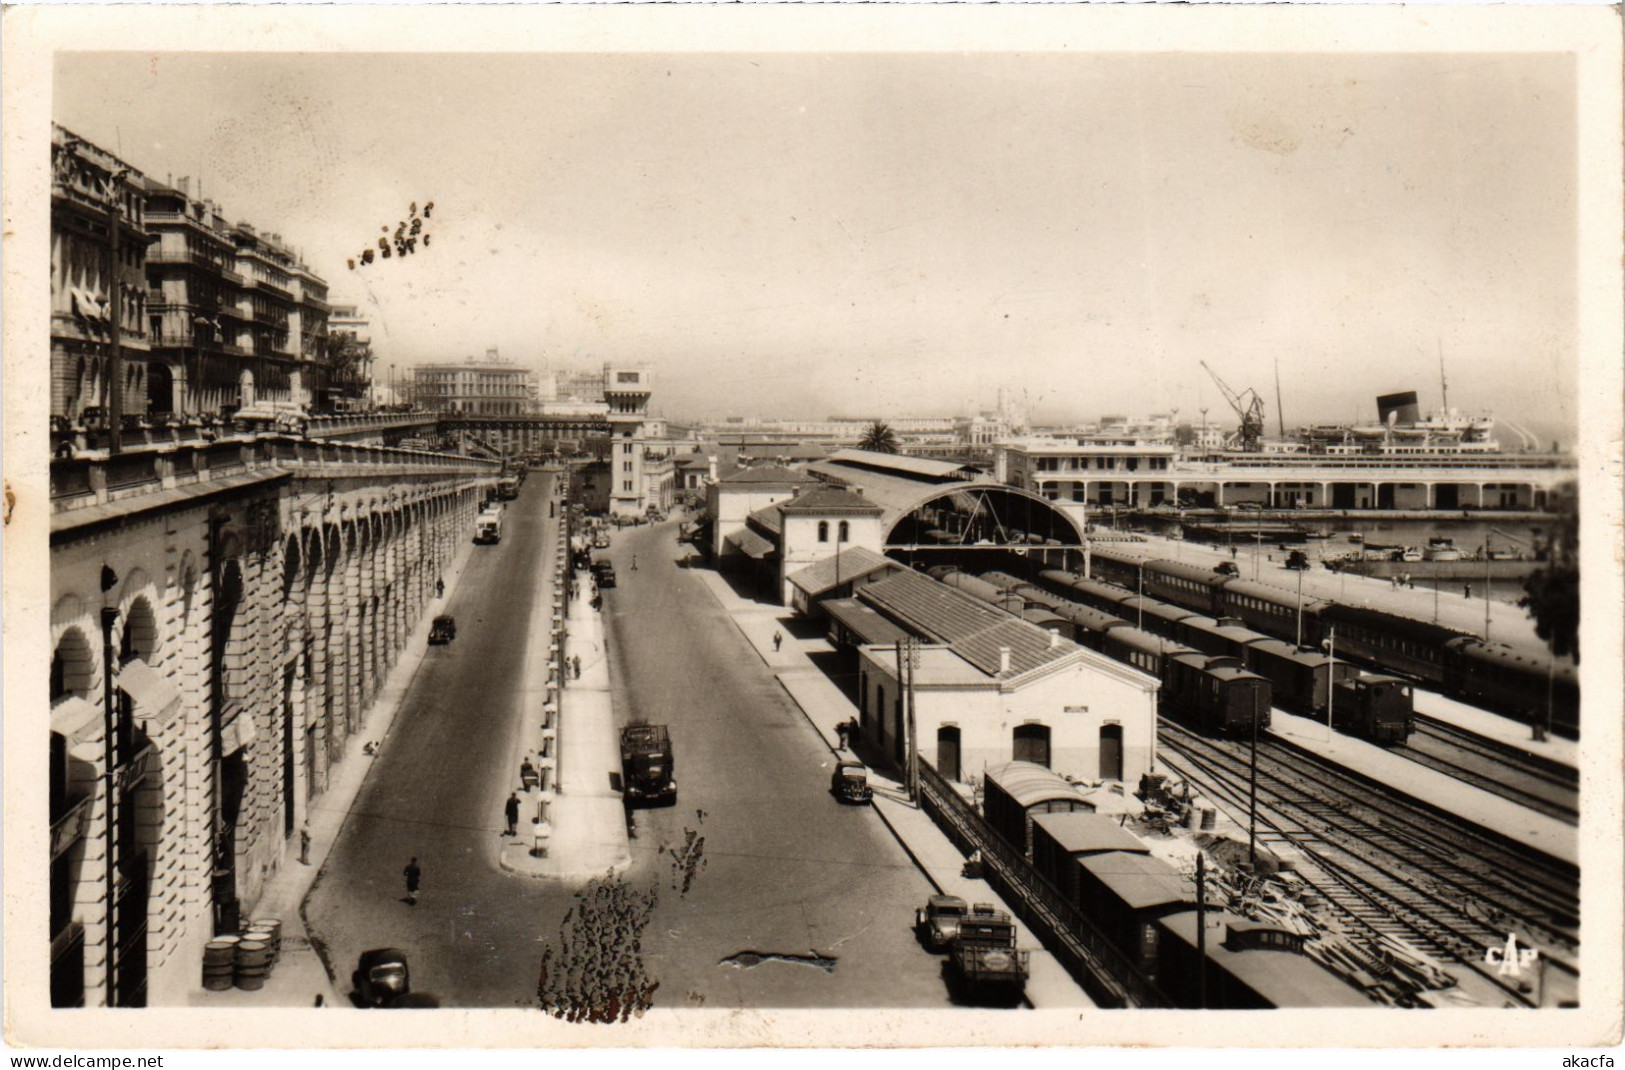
[1195, 851, 1208, 1009]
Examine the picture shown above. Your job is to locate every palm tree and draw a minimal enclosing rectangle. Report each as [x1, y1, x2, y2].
[859, 420, 900, 454]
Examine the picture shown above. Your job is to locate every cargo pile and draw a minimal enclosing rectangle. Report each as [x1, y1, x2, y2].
[201, 916, 283, 993]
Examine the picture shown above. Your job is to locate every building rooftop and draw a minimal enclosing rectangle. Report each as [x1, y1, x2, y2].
[715, 463, 804, 486]
[826, 448, 982, 481]
[821, 597, 913, 647]
[787, 547, 898, 598]
[747, 504, 783, 536]
[777, 486, 884, 515]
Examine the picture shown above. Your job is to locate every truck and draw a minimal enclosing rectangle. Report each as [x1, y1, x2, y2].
[946, 904, 1029, 1005]
[914, 894, 969, 951]
[474, 508, 503, 545]
[620, 723, 676, 807]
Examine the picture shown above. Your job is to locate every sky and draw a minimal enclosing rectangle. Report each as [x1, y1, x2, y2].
[55, 51, 1578, 442]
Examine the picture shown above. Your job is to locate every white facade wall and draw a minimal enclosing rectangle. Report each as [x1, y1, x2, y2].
[705, 484, 800, 558]
[777, 513, 885, 605]
[855, 647, 1157, 788]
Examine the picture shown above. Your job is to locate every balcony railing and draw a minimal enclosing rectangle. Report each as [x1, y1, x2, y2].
[147, 248, 235, 274]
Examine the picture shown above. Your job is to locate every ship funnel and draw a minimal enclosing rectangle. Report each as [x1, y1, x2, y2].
[1376, 391, 1421, 427]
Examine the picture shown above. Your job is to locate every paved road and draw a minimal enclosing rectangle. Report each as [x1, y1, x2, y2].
[597, 521, 953, 1009]
[305, 474, 571, 1009]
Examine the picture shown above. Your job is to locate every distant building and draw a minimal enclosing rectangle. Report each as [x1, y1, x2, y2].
[413, 348, 534, 416]
[326, 304, 374, 409]
[51, 126, 156, 422]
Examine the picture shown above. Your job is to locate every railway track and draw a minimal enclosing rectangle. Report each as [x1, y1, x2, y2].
[1158, 722, 1578, 1006]
[1399, 714, 1578, 824]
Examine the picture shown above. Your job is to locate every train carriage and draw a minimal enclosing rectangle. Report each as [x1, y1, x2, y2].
[1242, 638, 1350, 716]
[1444, 638, 1579, 740]
[1020, 608, 1070, 637]
[1318, 604, 1466, 689]
[1154, 912, 1372, 1009]
[1178, 616, 1263, 662]
[1074, 850, 1197, 983]
[1142, 559, 1231, 617]
[1082, 548, 1146, 590]
[1117, 596, 1200, 645]
[1164, 653, 1273, 736]
[982, 761, 1096, 860]
[1214, 578, 1329, 647]
[1099, 624, 1178, 680]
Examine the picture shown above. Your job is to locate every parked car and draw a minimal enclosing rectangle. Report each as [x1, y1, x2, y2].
[428, 616, 456, 645]
[830, 759, 873, 804]
[352, 948, 410, 1008]
[592, 563, 617, 589]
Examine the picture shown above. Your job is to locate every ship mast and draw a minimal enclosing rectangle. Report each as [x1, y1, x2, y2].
[1438, 342, 1449, 414]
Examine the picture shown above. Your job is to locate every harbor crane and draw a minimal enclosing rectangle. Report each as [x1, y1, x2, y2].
[1199, 361, 1268, 451]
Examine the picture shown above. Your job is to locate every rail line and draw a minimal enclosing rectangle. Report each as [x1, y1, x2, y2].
[1158, 722, 1578, 1006]
[1398, 714, 1578, 824]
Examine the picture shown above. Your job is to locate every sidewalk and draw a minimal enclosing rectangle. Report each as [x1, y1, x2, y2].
[498, 525, 631, 880]
[170, 531, 482, 1008]
[692, 568, 1095, 1009]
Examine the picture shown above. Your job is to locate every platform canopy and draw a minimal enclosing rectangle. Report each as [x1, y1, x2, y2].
[802, 457, 1086, 555]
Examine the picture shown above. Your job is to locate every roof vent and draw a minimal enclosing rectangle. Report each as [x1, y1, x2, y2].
[1049, 631, 1059, 648]
[998, 647, 1011, 674]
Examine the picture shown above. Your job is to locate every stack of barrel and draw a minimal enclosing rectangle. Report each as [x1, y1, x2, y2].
[201, 916, 283, 992]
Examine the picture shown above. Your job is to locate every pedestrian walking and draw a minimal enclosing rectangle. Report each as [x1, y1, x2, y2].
[773, 630, 783, 653]
[572, 654, 581, 679]
[299, 819, 312, 866]
[1464, 583, 1473, 599]
[505, 793, 521, 836]
[435, 577, 445, 599]
[836, 720, 850, 751]
[520, 756, 538, 790]
[632, 554, 638, 571]
[403, 857, 422, 905]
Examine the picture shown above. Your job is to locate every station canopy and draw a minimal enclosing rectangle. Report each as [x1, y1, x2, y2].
[803, 453, 1085, 554]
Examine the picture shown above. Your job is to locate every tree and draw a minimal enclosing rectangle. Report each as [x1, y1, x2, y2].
[859, 420, 900, 454]
[1520, 503, 1579, 663]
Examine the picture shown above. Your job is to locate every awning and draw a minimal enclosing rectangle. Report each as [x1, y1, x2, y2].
[71, 288, 108, 322]
[51, 697, 103, 759]
[725, 527, 775, 560]
[117, 659, 183, 730]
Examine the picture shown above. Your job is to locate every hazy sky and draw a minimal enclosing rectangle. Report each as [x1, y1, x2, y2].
[56, 51, 1577, 439]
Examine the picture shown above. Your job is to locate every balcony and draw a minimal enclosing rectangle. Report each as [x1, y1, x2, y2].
[300, 293, 332, 313]
[242, 276, 293, 302]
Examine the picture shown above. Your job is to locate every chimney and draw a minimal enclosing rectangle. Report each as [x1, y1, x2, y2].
[707, 455, 718, 482]
[1049, 631, 1059, 648]
[998, 647, 1011, 674]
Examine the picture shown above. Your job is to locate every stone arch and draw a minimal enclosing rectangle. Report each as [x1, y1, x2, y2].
[119, 595, 160, 664]
[51, 626, 96, 700]
[283, 534, 303, 599]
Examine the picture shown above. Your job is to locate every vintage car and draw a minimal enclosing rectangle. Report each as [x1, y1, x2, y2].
[353, 948, 410, 1008]
[830, 759, 873, 805]
[914, 894, 969, 951]
[428, 616, 456, 645]
[591, 562, 617, 589]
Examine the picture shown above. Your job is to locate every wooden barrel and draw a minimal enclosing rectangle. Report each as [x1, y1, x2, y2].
[234, 939, 270, 991]
[202, 939, 237, 991]
[249, 918, 283, 964]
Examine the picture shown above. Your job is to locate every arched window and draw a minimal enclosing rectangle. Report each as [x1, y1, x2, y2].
[817, 521, 829, 543]
[838, 520, 850, 542]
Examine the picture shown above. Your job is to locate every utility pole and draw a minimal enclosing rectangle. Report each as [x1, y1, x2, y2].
[1248, 692, 1259, 869]
[898, 636, 919, 801]
[1295, 566, 1304, 648]
[1324, 625, 1337, 742]
[1195, 851, 1208, 1010]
